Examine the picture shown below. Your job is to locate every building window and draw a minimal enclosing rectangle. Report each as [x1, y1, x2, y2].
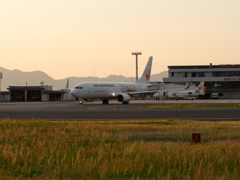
[205, 82, 240, 90]
[212, 71, 240, 77]
[171, 72, 174, 77]
[185, 72, 187, 77]
[198, 72, 205, 77]
[191, 72, 204, 77]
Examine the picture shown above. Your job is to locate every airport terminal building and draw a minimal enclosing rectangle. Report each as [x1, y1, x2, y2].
[0, 85, 74, 102]
[163, 64, 240, 99]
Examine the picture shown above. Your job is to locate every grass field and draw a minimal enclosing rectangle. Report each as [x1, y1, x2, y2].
[0, 119, 240, 179]
[143, 104, 240, 109]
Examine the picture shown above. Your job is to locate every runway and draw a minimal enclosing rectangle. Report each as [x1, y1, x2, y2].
[0, 100, 240, 121]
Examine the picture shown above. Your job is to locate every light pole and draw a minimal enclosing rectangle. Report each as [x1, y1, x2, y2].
[0, 72, 2, 102]
[132, 52, 142, 81]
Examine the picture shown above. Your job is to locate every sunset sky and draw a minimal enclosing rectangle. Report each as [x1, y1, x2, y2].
[1, 0, 240, 79]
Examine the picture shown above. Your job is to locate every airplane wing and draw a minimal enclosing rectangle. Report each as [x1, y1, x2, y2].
[125, 90, 159, 96]
[183, 83, 191, 90]
[112, 90, 159, 97]
[127, 90, 159, 95]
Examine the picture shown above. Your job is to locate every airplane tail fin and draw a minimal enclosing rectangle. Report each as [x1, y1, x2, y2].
[197, 82, 205, 95]
[135, 56, 153, 84]
[66, 79, 69, 89]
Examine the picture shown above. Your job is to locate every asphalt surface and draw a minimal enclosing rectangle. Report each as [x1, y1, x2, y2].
[0, 100, 240, 121]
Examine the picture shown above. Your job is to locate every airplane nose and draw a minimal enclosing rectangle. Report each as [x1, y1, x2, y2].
[70, 89, 77, 98]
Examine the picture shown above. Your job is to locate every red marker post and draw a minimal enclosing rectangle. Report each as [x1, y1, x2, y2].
[192, 133, 201, 144]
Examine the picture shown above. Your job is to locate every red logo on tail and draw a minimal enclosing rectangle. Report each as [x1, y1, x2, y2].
[145, 69, 150, 80]
[198, 85, 202, 90]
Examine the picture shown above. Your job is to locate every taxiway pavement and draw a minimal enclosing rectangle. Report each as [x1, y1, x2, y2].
[0, 100, 240, 121]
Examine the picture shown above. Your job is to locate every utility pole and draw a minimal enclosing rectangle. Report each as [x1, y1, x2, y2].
[0, 72, 2, 102]
[132, 52, 142, 81]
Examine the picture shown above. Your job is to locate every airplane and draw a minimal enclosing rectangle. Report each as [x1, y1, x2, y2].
[70, 56, 157, 104]
[153, 82, 206, 100]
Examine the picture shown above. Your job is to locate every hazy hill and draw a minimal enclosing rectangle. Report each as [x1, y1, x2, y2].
[0, 67, 168, 91]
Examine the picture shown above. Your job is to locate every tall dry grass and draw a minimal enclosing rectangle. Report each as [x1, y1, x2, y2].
[0, 119, 239, 179]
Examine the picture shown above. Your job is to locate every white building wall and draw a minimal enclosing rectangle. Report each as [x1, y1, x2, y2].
[62, 89, 75, 101]
[41, 94, 49, 101]
[42, 85, 53, 90]
[0, 94, 10, 102]
[163, 77, 235, 83]
[168, 68, 240, 73]
[5, 94, 10, 101]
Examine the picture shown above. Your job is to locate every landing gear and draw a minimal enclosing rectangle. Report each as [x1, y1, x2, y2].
[79, 100, 83, 105]
[122, 101, 129, 105]
[102, 100, 109, 104]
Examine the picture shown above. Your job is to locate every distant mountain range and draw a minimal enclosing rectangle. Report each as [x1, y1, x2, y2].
[0, 67, 168, 91]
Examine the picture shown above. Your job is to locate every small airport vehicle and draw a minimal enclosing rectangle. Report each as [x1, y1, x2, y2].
[211, 93, 219, 99]
[184, 96, 197, 100]
[16, 96, 24, 101]
[153, 82, 206, 100]
[71, 57, 157, 105]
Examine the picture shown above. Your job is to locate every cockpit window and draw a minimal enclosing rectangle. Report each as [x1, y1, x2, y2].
[75, 87, 83, 89]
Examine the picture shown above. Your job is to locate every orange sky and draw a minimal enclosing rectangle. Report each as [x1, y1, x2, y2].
[1, 0, 240, 79]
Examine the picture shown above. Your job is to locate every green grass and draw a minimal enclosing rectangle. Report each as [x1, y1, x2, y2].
[0, 119, 240, 179]
[143, 104, 240, 109]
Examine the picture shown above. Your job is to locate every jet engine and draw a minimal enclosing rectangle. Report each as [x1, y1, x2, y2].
[117, 93, 131, 102]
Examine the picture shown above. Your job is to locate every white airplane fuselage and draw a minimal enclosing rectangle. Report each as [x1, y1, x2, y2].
[71, 82, 149, 100]
[168, 89, 202, 99]
[154, 89, 201, 100]
[153, 82, 205, 100]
